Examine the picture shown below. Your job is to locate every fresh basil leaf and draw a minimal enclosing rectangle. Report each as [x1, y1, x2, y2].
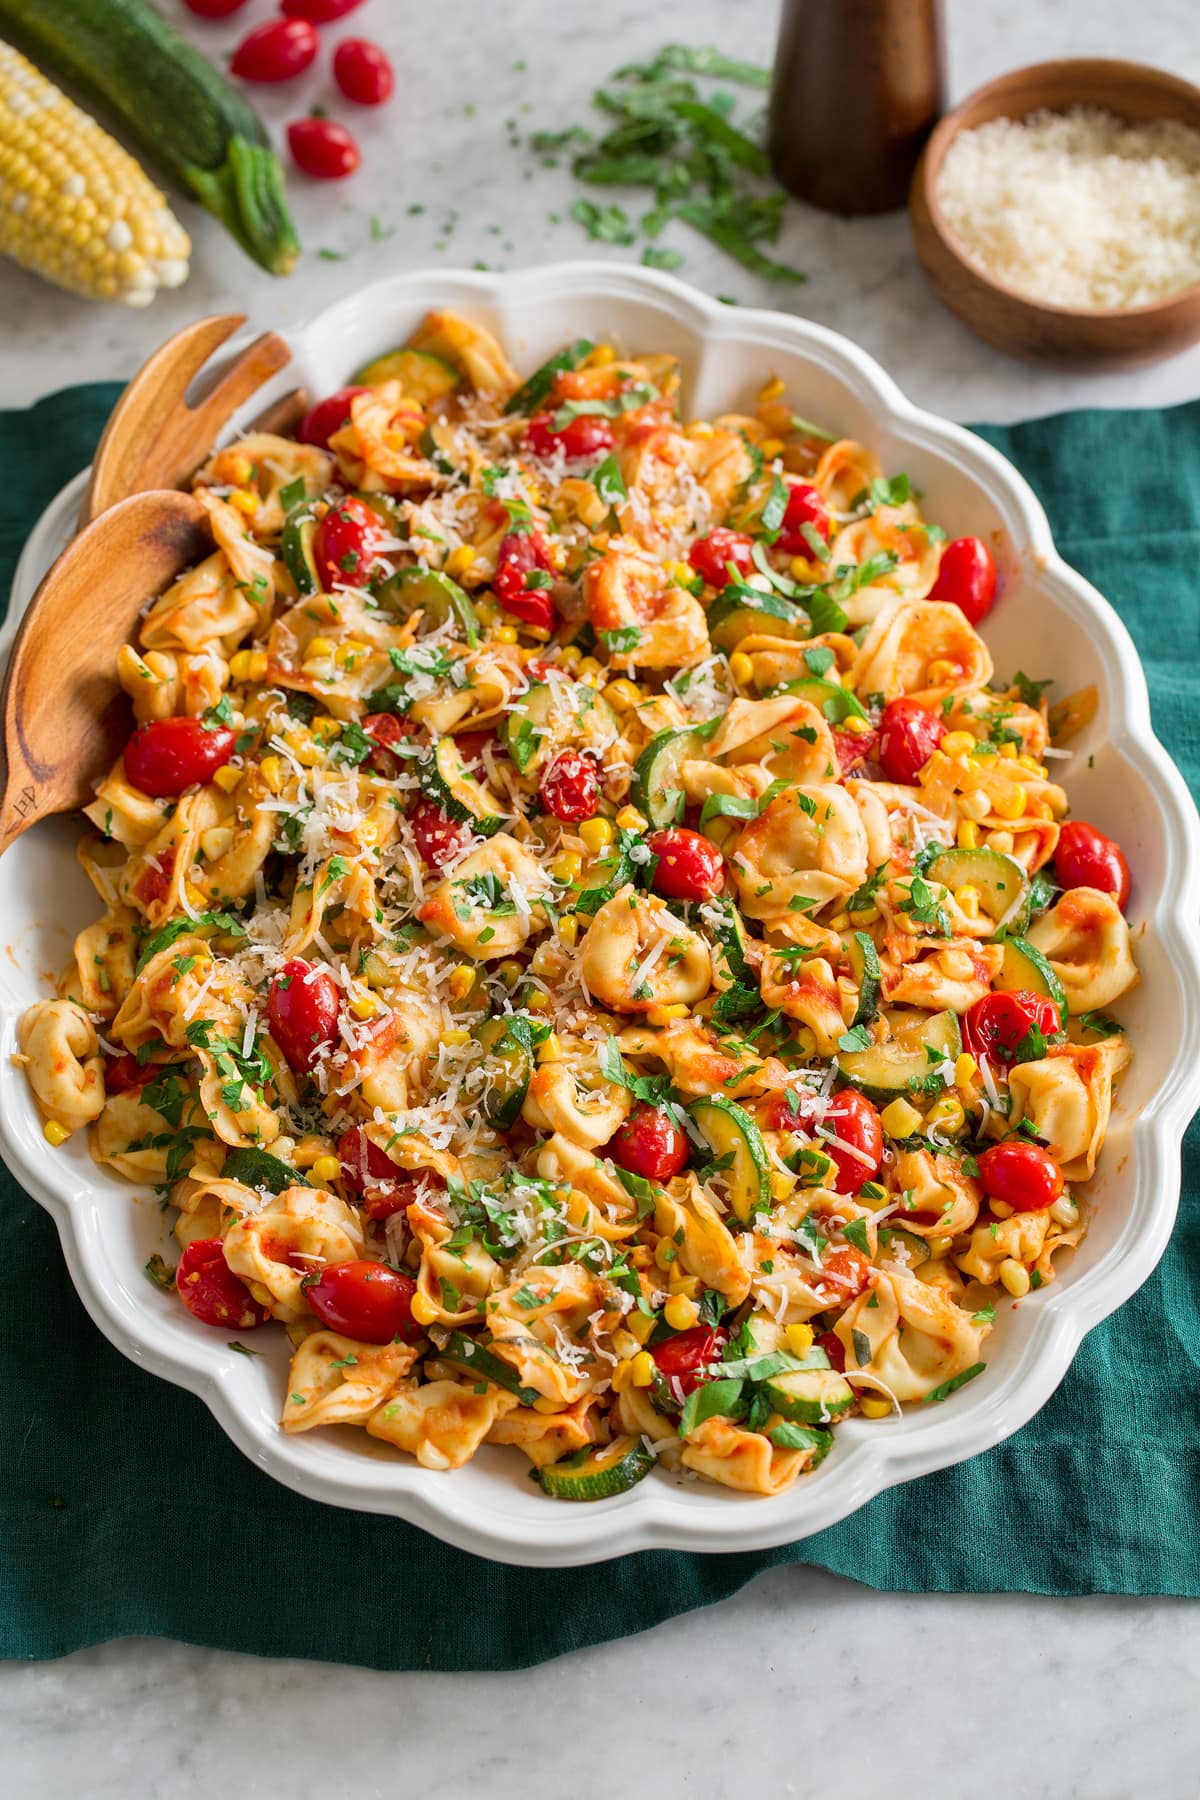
[924, 1361, 986, 1403]
[678, 1376, 745, 1437]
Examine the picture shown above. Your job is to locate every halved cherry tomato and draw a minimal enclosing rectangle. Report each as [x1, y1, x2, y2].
[333, 37, 395, 105]
[977, 1140, 1064, 1212]
[964, 990, 1063, 1066]
[336, 1125, 404, 1199]
[304, 1259, 423, 1344]
[494, 531, 556, 630]
[104, 1052, 163, 1094]
[177, 1239, 268, 1330]
[687, 527, 755, 589]
[124, 717, 236, 797]
[453, 729, 500, 772]
[877, 697, 946, 785]
[314, 495, 388, 588]
[268, 959, 340, 1072]
[183, 0, 248, 17]
[767, 1086, 883, 1195]
[777, 480, 831, 555]
[1054, 820, 1131, 910]
[288, 118, 361, 181]
[525, 412, 615, 459]
[814, 1245, 872, 1300]
[282, 0, 364, 17]
[929, 536, 997, 625]
[832, 723, 877, 773]
[298, 386, 368, 448]
[608, 1104, 689, 1181]
[646, 827, 724, 901]
[409, 798, 470, 868]
[651, 1324, 729, 1397]
[539, 751, 600, 823]
[361, 712, 412, 779]
[231, 18, 319, 82]
[817, 1329, 846, 1372]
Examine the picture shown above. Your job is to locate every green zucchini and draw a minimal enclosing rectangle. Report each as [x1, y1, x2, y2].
[688, 1094, 770, 1222]
[221, 1147, 309, 1195]
[838, 1009, 962, 1103]
[846, 930, 882, 1028]
[538, 1434, 654, 1501]
[420, 738, 505, 835]
[0, 0, 299, 275]
[762, 1368, 855, 1424]
[707, 898, 756, 986]
[706, 585, 810, 652]
[352, 347, 462, 400]
[376, 566, 479, 644]
[504, 681, 554, 773]
[993, 935, 1068, 1025]
[505, 340, 595, 416]
[632, 725, 705, 828]
[776, 675, 868, 723]
[281, 505, 320, 598]
[922, 846, 1029, 929]
[439, 1330, 541, 1406]
[472, 1016, 534, 1128]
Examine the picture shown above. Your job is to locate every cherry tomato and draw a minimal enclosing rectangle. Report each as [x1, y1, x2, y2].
[817, 1329, 846, 1372]
[183, 0, 249, 17]
[977, 1140, 1064, 1213]
[687, 527, 755, 589]
[409, 798, 470, 868]
[452, 729, 500, 772]
[929, 536, 997, 625]
[268, 959, 340, 1072]
[361, 712, 412, 779]
[539, 750, 600, 823]
[877, 697, 946, 785]
[1054, 820, 1131, 910]
[767, 1086, 883, 1195]
[288, 118, 362, 181]
[494, 531, 556, 630]
[104, 1052, 162, 1094]
[525, 411, 615, 459]
[964, 991, 1063, 1066]
[646, 827, 724, 901]
[282, 0, 364, 18]
[651, 1324, 729, 1397]
[124, 717, 236, 797]
[832, 723, 877, 773]
[608, 1104, 689, 1181]
[177, 1239, 268, 1331]
[336, 1125, 407, 1215]
[314, 495, 388, 589]
[332, 38, 394, 106]
[230, 19, 319, 83]
[777, 480, 831, 555]
[297, 386, 368, 449]
[305, 1259, 423, 1344]
[815, 1245, 872, 1300]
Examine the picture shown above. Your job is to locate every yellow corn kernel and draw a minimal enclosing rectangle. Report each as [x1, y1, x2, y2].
[956, 819, 979, 850]
[524, 989, 552, 1012]
[448, 965, 476, 1001]
[1016, 753, 1039, 772]
[292, 1135, 330, 1170]
[184, 883, 207, 911]
[229, 648, 268, 683]
[631, 1351, 656, 1388]
[784, 1322, 814, 1357]
[495, 960, 523, 988]
[999, 1259, 1031, 1298]
[941, 730, 976, 758]
[551, 850, 582, 884]
[758, 376, 786, 403]
[860, 1396, 892, 1420]
[229, 488, 259, 518]
[669, 560, 693, 586]
[842, 713, 872, 737]
[611, 1330, 641, 1362]
[558, 645, 582, 669]
[954, 884, 981, 920]
[579, 816, 615, 855]
[927, 1233, 954, 1259]
[760, 436, 785, 459]
[537, 1032, 563, 1064]
[790, 555, 821, 580]
[557, 914, 578, 948]
[311, 715, 343, 744]
[410, 1292, 439, 1327]
[304, 635, 336, 663]
[603, 679, 641, 714]
[958, 790, 991, 822]
[646, 1002, 689, 1027]
[654, 1237, 678, 1273]
[880, 1097, 923, 1139]
[284, 729, 322, 767]
[310, 1154, 343, 1185]
[474, 597, 500, 629]
[663, 1294, 700, 1331]
[445, 545, 476, 579]
[667, 1274, 701, 1300]
[494, 625, 519, 646]
[441, 1028, 471, 1048]
[590, 343, 616, 366]
[769, 1170, 796, 1201]
[999, 741, 1019, 760]
[576, 656, 604, 683]
[990, 1199, 1015, 1220]
[348, 993, 379, 1021]
[625, 1309, 655, 1346]
[260, 756, 286, 794]
[926, 659, 957, 685]
[987, 829, 1015, 854]
[689, 420, 714, 439]
[994, 785, 1027, 820]
[927, 1096, 965, 1136]
[43, 1119, 71, 1147]
[954, 1052, 979, 1087]
[212, 764, 243, 794]
[728, 650, 754, 687]
[616, 804, 647, 832]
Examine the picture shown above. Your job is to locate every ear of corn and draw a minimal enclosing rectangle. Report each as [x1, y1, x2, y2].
[0, 39, 190, 305]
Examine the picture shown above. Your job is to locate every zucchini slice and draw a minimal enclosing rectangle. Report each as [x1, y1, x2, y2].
[503, 681, 556, 773]
[838, 1009, 962, 1103]
[706, 586, 810, 652]
[472, 1016, 535, 1128]
[505, 339, 595, 416]
[351, 346, 462, 401]
[707, 898, 756, 986]
[281, 504, 320, 597]
[376, 566, 479, 644]
[632, 725, 706, 828]
[538, 1434, 654, 1501]
[420, 738, 505, 835]
[221, 1146, 308, 1194]
[762, 1368, 855, 1424]
[439, 1330, 541, 1406]
[688, 1095, 771, 1222]
[993, 935, 1068, 1024]
[922, 846, 1029, 930]
[846, 930, 882, 1028]
[775, 675, 868, 723]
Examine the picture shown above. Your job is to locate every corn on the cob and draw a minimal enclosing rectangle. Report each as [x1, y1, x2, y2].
[0, 39, 189, 306]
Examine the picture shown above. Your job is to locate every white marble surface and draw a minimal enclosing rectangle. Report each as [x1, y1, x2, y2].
[2, 0, 1199, 1792]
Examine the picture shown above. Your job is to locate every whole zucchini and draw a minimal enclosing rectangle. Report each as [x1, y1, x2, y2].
[0, 0, 299, 275]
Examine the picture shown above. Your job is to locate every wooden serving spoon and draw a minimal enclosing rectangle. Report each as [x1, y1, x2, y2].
[0, 490, 210, 856]
[81, 312, 305, 524]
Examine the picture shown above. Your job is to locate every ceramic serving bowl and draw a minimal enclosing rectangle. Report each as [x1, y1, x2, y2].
[2, 262, 1198, 1566]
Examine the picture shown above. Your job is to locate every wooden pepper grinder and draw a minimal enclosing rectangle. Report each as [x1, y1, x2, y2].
[768, 0, 946, 214]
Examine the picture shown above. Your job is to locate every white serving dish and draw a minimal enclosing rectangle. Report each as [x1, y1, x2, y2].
[2, 263, 1198, 1567]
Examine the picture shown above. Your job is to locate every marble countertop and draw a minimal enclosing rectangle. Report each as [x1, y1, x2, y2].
[1, 0, 1198, 1792]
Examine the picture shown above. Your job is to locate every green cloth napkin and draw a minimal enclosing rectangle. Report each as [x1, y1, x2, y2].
[1, 385, 1197, 1672]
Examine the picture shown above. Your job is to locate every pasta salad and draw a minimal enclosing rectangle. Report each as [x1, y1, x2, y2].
[17, 312, 1138, 1502]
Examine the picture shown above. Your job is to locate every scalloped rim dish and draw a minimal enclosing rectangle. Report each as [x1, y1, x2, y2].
[2, 263, 1198, 1566]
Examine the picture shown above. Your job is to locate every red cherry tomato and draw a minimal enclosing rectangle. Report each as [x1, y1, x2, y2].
[360, 712, 412, 779]
[977, 1140, 1064, 1213]
[230, 18, 319, 83]
[687, 527, 755, 589]
[124, 717, 236, 797]
[929, 536, 997, 625]
[104, 1052, 161, 1094]
[304, 1259, 423, 1344]
[282, 0, 364, 18]
[767, 1086, 883, 1195]
[525, 411, 615, 459]
[183, 0, 249, 17]
[288, 118, 362, 181]
[817, 1329, 846, 1372]
[777, 480, 831, 555]
[815, 1245, 872, 1300]
[314, 495, 387, 589]
[832, 723, 877, 773]
[494, 531, 556, 630]
[539, 751, 600, 823]
[651, 1324, 729, 1397]
[333, 38, 395, 106]
[409, 798, 470, 868]
[297, 386, 368, 449]
[267, 959, 340, 1073]
[1054, 820, 1131, 910]
[608, 1104, 689, 1182]
[177, 1239, 268, 1331]
[964, 991, 1063, 1066]
[452, 729, 500, 772]
[646, 827, 725, 901]
[877, 697, 947, 785]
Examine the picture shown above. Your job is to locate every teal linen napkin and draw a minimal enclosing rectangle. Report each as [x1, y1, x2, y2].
[1, 385, 1196, 1671]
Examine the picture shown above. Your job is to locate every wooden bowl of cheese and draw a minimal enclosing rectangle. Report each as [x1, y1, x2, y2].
[910, 58, 1200, 366]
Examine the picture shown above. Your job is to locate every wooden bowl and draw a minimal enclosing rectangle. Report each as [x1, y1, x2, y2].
[910, 59, 1200, 367]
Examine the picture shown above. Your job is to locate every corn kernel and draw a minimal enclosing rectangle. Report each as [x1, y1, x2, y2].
[999, 1259, 1031, 1298]
[927, 1095, 965, 1136]
[229, 488, 259, 517]
[284, 729, 322, 767]
[304, 635, 335, 662]
[999, 741, 1019, 760]
[790, 555, 821, 580]
[1017, 753, 1040, 772]
[445, 545, 476, 579]
[669, 561, 693, 586]
[495, 625, 519, 645]
[664, 1294, 700, 1331]
[212, 764, 243, 794]
[448, 965, 476, 1001]
[292, 1136, 330, 1170]
[537, 1032, 563, 1064]
[558, 645, 582, 669]
[410, 1292, 439, 1327]
[525, 989, 552, 1012]
[954, 1052, 979, 1087]
[579, 816, 615, 855]
[667, 1275, 701, 1300]
[842, 713, 872, 737]
[631, 1351, 656, 1387]
[590, 343, 616, 366]
[990, 1199, 1014, 1220]
[557, 914, 578, 948]
[230, 649, 268, 683]
[995, 786, 1027, 820]
[729, 651, 754, 687]
[880, 1097, 923, 1139]
[496, 959, 523, 987]
[956, 820, 979, 849]
[603, 679, 641, 714]
[551, 850, 582, 884]
[987, 829, 1015, 854]
[628, 1309, 657, 1345]
[954, 884, 981, 920]
[758, 377, 786, 403]
[784, 1322, 814, 1357]
[760, 436, 785, 459]
[927, 659, 958, 685]
[646, 1002, 689, 1027]
[769, 1170, 796, 1201]
[184, 884, 207, 910]
[611, 1329, 641, 1361]
[927, 1233, 954, 1258]
[474, 598, 500, 629]
[43, 1119, 70, 1147]
[654, 1238, 677, 1272]
[576, 656, 603, 683]
[611, 1359, 635, 1393]
[348, 993, 378, 1021]
[616, 805, 647, 832]
[941, 730, 976, 757]
[860, 1396, 892, 1419]
[958, 790, 991, 822]
[260, 756, 286, 795]
[310, 1154, 343, 1185]
[689, 421, 714, 439]
[311, 715, 342, 743]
